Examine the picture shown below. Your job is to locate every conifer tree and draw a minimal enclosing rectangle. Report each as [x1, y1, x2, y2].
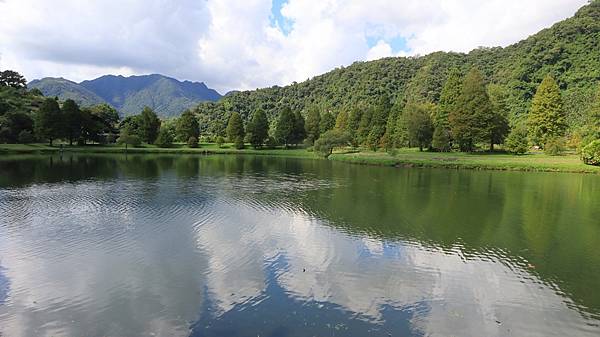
[246, 108, 269, 148]
[449, 68, 493, 152]
[275, 107, 295, 147]
[305, 106, 321, 145]
[433, 69, 462, 151]
[292, 110, 306, 146]
[487, 84, 510, 151]
[140, 107, 161, 144]
[226, 111, 245, 144]
[335, 110, 349, 131]
[527, 75, 566, 146]
[366, 96, 391, 150]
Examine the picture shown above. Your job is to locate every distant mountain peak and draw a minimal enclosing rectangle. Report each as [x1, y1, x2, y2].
[28, 74, 222, 117]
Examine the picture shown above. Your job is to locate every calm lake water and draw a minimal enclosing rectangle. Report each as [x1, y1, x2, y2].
[0, 154, 599, 337]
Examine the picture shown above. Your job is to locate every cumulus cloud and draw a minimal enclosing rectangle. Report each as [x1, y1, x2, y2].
[0, 0, 588, 92]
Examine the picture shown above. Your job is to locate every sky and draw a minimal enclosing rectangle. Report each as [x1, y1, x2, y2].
[0, 0, 589, 93]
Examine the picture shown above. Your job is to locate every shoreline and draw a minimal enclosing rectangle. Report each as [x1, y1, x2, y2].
[1, 144, 599, 174]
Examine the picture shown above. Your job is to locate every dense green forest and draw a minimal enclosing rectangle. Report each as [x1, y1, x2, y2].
[1, 1, 599, 165]
[190, 1, 599, 151]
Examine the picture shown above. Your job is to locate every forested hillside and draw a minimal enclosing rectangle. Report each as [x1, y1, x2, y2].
[193, 0, 599, 136]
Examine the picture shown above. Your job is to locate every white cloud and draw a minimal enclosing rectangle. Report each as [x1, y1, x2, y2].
[0, 0, 588, 92]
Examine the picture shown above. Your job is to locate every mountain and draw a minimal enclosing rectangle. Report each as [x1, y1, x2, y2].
[27, 77, 105, 106]
[28, 74, 222, 117]
[193, 0, 599, 135]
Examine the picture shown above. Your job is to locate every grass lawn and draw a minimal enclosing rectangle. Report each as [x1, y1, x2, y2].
[1, 143, 598, 174]
[330, 148, 600, 174]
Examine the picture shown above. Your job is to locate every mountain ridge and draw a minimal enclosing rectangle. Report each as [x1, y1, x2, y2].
[28, 74, 222, 117]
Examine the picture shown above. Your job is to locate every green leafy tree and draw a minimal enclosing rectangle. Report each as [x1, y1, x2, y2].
[586, 84, 600, 139]
[216, 136, 225, 148]
[449, 68, 494, 152]
[292, 110, 306, 146]
[62, 99, 83, 146]
[0, 112, 33, 143]
[527, 75, 567, 146]
[405, 102, 435, 151]
[275, 107, 295, 147]
[87, 104, 120, 141]
[119, 115, 143, 139]
[117, 130, 141, 147]
[357, 107, 373, 145]
[335, 110, 349, 131]
[0, 70, 27, 89]
[366, 96, 391, 150]
[487, 84, 510, 151]
[434, 69, 462, 150]
[504, 124, 529, 154]
[18, 130, 35, 144]
[246, 108, 269, 148]
[319, 110, 336, 134]
[582, 139, 600, 166]
[188, 136, 199, 148]
[381, 109, 398, 151]
[314, 129, 350, 158]
[155, 126, 174, 147]
[226, 111, 245, 143]
[177, 110, 200, 142]
[305, 106, 321, 145]
[35, 98, 62, 145]
[432, 125, 451, 151]
[140, 107, 161, 144]
[437, 69, 462, 128]
[347, 106, 363, 147]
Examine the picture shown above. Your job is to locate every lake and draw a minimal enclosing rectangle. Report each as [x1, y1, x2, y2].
[0, 154, 599, 337]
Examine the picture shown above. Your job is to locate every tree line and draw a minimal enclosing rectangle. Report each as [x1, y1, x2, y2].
[1, 67, 598, 165]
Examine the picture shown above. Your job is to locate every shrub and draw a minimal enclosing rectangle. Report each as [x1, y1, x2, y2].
[187, 136, 199, 148]
[118, 134, 141, 147]
[582, 140, 600, 166]
[215, 136, 225, 148]
[155, 127, 174, 148]
[544, 137, 565, 156]
[265, 136, 278, 148]
[234, 136, 245, 149]
[17, 130, 35, 144]
[504, 125, 529, 155]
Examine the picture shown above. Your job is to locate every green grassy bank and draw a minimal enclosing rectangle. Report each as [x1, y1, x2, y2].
[1, 143, 598, 174]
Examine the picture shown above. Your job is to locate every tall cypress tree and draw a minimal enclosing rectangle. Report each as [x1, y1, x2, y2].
[527, 75, 566, 146]
[433, 69, 462, 151]
[449, 68, 493, 152]
[275, 107, 295, 147]
[366, 96, 391, 150]
[140, 107, 161, 144]
[487, 84, 510, 151]
[246, 108, 269, 148]
[335, 110, 349, 131]
[226, 111, 245, 144]
[305, 106, 321, 145]
[292, 110, 306, 146]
